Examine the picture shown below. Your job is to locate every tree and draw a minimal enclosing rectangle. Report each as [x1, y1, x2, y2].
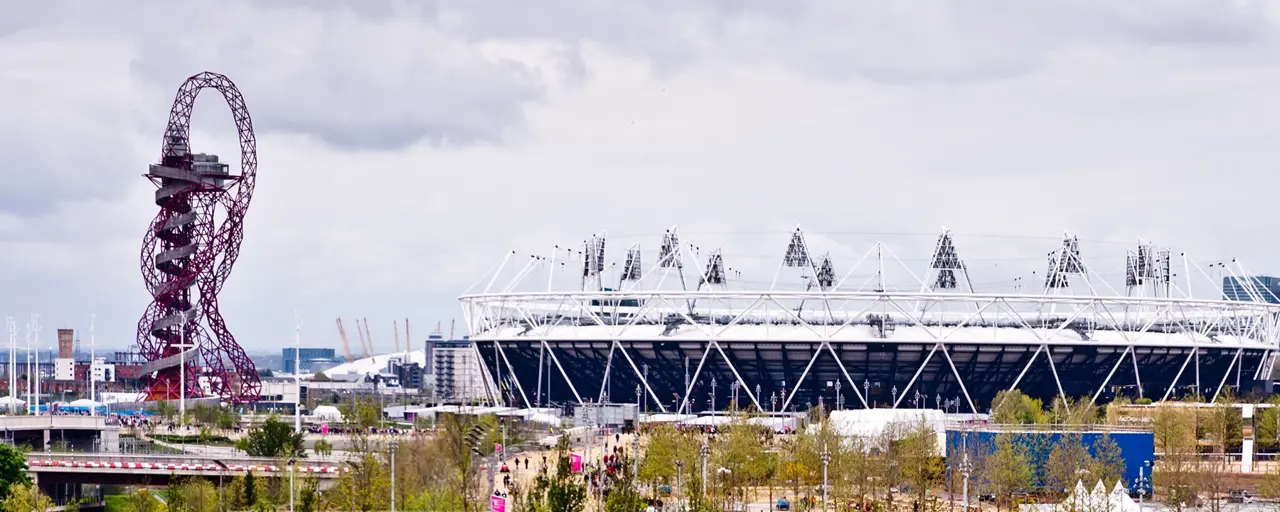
[0, 444, 30, 500]
[326, 435, 391, 512]
[1089, 434, 1125, 486]
[894, 420, 944, 509]
[313, 439, 333, 457]
[236, 415, 305, 458]
[980, 433, 1033, 511]
[179, 479, 220, 512]
[243, 471, 258, 507]
[604, 452, 647, 512]
[991, 390, 1047, 425]
[0, 482, 53, 512]
[166, 478, 186, 512]
[1152, 405, 1198, 512]
[1045, 434, 1092, 497]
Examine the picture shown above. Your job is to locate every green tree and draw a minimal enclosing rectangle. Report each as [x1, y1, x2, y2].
[179, 479, 220, 512]
[895, 420, 943, 508]
[312, 439, 333, 457]
[327, 435, 391, 512]
[1089, 434, 1126, 486]
[990, 390, 1047, 425]
[165, 478, 186, 512]
[979, 434, 1034, 511]
[0, 482, 53, 512]
[1152, 405, 1198, 512]
[243, 471, 258, 507]
[542, 435, 588, 512]
[235, 415, 305, 458]
[0, 444, 31, 500]
[298, 477, 318, 512]
[1045, 434, 1092, 497]
[605, 452, 647, 512]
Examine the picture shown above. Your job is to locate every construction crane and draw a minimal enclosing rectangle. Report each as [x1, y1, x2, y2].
[356, 318, 371, 358]
[393, 319, 402, 354]
[335, 318, 354, 363]
[362, 317, 374, 357]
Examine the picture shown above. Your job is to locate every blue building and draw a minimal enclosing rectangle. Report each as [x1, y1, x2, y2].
[1223, 276, 1280, 304]
[282, 347, 337, 373]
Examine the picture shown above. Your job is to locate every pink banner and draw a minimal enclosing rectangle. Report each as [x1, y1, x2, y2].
[320, 423, 329, 434]
[570, 453, 583, 473]
[491, 495, 507, 512]
[496, 443, 504, 453]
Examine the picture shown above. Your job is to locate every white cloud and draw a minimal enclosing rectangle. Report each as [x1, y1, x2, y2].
[2, 1, 1280, 352]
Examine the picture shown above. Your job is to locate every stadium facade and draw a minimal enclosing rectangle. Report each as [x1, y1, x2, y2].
[459, 228, 1280, 414]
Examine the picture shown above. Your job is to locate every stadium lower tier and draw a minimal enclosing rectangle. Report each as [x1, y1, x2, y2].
[474, 340, 1271, 413]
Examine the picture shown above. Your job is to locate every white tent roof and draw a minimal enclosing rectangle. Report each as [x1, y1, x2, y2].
[0, 396, 25, 406]
[312, 405, 343, 420]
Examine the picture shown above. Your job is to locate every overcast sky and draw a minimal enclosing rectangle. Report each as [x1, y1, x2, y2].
[3, 1, 1280, 353]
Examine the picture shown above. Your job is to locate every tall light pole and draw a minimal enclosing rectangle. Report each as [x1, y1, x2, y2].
[835, 381, 842, 411]
[174, 313, 197, 425]
[960, 431, 972, 511]
[288, 457, 297, 512]
[821, 443, 830, 512]
[89, 314, 97, 416]
[30, 315, 40, 416]
[700, 440, 709, 498]
[293, 310, 303, 434]
[5, 317, 15, 414]
[389, 442, 398, 512]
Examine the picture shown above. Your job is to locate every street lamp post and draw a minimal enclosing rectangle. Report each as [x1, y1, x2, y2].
[174, 313, 197, 425]
[700, 440, 710, 498]
[710, 378, 717, 413]
[960, 432, 973, 511]
[863, 380, 870, 408]
[390, 441, 398, 512]
[675, 460, 684, 497]
[287, 457, 297, 512]
[293, 311, 303, 434]
[89, 314, 97, 416]
[30, 315, 41, 416]
[5, 318, 15, 415]
[821, 443, 831, 512]
[835, 381, 842, 410]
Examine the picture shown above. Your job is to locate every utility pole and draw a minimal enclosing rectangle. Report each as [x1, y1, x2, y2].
[89, 314, 97, 416]
[293, 310, 303, 433]
[5, 318, 15, 414]
[30, 315, 40, 416]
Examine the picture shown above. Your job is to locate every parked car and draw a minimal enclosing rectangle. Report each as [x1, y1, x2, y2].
[499, 463, 510, 473]
[776, 498, 790, 510]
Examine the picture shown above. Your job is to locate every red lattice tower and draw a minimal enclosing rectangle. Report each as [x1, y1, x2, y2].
[136, 72, 261, 403]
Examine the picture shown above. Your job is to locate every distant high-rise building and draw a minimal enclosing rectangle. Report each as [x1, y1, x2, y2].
[283, 348, 337, 373]
[1223, 276, 1280, 304]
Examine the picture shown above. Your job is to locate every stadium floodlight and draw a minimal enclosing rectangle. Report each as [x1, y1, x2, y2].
[783, 228, 811, 268]
[659, 230, 681, 268]
[930, 231, 963, 290]
[622, 246, 642, 281]
[703, 252, 726, 285]
[816, 254, 836, 289]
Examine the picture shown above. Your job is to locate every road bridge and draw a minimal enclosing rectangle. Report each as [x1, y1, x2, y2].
[26, 452, 347, 496]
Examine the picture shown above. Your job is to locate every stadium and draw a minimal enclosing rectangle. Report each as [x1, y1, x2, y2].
[459, 228, 1280, 414]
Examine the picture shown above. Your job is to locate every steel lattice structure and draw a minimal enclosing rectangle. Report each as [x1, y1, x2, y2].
[136, 72, 261, 403]
[460, 227, 1280, 414]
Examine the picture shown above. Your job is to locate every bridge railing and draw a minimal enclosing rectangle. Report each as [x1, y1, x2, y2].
[24, 452, 348, 468]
